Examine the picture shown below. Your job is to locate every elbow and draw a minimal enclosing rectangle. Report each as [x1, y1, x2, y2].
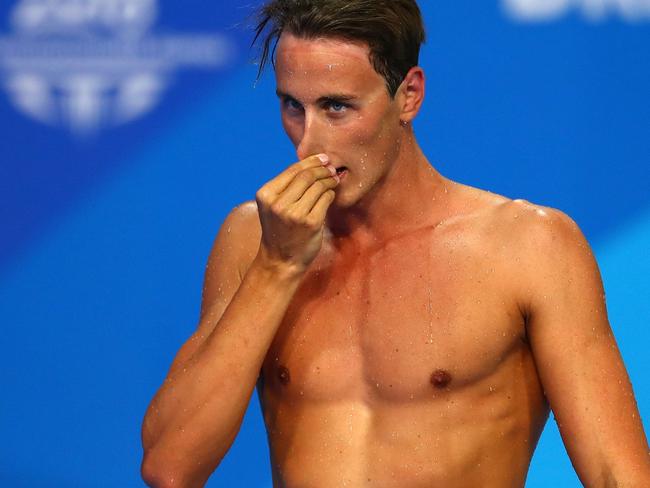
[141, 417, 181, 487]
[589, 464, 650, 488]
[141, 447, 217, 488]
[141, 449, 188, 488]
[141, 451, 173, 488]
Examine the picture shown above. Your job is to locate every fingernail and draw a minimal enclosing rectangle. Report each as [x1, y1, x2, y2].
[327, 165, 337, 176]
[317, 154, 329, 164]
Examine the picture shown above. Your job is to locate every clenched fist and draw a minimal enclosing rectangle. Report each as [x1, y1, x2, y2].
[255, 154, 340, 275]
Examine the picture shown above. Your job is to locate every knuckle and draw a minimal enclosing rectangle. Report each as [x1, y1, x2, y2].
[297, 171, 313, 184]
[285, 206, 302, 223]
[314, 180, 327, 192]
[256, 187, 272, 204]
[270, 201, 284, 216]
[306, 215, 322, 229]
[318, 167, 333, 179]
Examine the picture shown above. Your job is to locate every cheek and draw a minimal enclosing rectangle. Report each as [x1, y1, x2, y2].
[343, 114, 385, 147]
[281, 114, 302, 145]
[353, 114, 400, 160]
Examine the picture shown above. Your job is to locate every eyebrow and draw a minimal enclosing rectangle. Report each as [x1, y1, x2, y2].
[275, 90, 358, 104]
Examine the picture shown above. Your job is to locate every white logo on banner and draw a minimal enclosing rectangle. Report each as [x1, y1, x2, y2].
[0, 0, 235, 135]
[503, 0, 650, 22]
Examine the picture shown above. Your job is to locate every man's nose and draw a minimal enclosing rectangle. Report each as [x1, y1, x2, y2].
[296, 111, 327, 161]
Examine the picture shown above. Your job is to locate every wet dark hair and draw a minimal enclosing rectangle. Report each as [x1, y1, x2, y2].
[253, 0, 426, 97]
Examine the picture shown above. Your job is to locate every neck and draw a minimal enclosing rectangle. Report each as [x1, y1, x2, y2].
[325, 131, 451, 247]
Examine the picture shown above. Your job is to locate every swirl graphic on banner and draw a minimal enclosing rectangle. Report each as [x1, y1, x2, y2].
[503, 0, 650, 22]
[0, 0, 235, 135]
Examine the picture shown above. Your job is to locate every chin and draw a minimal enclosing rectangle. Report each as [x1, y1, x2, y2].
[333, 190, 363, 210]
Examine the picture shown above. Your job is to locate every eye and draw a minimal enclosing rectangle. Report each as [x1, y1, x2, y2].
[324, 100, 349, 114]
[282, 97, 303, 113]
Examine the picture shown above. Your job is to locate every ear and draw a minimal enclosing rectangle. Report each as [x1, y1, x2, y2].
[397, 66, 425, 124]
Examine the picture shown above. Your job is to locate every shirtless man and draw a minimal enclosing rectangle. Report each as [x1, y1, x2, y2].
[140, 1, 650, 486]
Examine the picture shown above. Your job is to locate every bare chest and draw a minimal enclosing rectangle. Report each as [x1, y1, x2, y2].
[261, 225, 527, 403]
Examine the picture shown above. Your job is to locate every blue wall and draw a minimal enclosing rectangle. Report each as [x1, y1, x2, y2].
[1, 1, 648, 486]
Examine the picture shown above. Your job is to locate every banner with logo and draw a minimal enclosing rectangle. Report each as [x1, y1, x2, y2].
[1, 1, 648, 486]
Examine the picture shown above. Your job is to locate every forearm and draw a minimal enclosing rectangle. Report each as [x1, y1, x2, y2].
[141, 256, 304, 486]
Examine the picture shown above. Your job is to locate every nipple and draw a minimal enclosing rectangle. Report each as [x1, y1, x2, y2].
[430, 369, 452, 389]
[277, 365, 291, 386]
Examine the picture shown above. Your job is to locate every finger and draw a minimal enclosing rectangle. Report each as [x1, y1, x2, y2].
[307, 189, 336, 225]
[273, 165, 337, 209]
[291, 173, 339, 214]
[262, 154, 329, 198]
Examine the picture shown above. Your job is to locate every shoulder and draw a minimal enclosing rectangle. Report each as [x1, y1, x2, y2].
[452, 183, 597, 274]
[489, 198, 601, 316]
[445, 183, 587, 253]
[223, 199, 260, 225]
[492, 198, 590, 259]
[209, 200, 262, 278]
[223, 200, 261, 238]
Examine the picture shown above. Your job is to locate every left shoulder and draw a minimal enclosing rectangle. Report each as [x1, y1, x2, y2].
[491, 197, 591, 256]
[490, 198, 603, 314]
[447, 183, 593, 263]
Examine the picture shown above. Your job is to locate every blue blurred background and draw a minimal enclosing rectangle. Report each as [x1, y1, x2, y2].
[1, 0, 648, 486]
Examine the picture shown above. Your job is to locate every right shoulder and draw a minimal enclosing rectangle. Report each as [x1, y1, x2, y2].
[199, 200, 261, 320]
[215, 200, 262, 278]
[213, 200, 262, 278]
[223, 200, 261, 237]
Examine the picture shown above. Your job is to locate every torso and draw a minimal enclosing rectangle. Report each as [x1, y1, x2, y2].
[255, 185, 550, 487]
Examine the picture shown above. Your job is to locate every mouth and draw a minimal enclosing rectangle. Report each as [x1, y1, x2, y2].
[336, 166, 349, 176]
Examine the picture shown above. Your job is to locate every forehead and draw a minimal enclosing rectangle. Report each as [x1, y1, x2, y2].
[275, 32, 385, 96]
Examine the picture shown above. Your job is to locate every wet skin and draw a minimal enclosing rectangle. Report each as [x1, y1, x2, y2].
[254, 191, 550, 488]
[226, 33, 647, 487]
[246, 33, 549, 487]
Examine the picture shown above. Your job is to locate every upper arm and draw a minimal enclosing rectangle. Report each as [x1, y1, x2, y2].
[519, 204, 650, 485]
[166, 201, 261, 377]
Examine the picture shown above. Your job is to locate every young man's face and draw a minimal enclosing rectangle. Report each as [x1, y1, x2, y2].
[275, 32, 405, 208]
